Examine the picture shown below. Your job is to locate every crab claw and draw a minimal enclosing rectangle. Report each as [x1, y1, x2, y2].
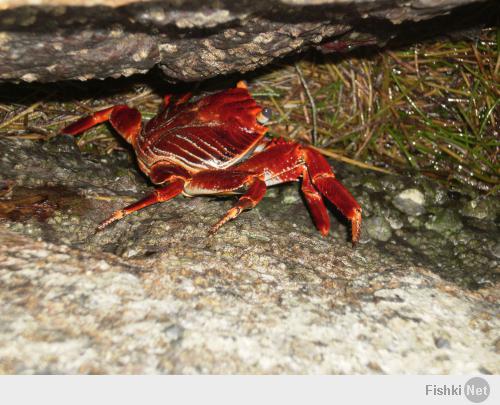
[61, 105, 142, 146]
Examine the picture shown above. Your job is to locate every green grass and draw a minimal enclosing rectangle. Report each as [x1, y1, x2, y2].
[0, 27, 498, 193]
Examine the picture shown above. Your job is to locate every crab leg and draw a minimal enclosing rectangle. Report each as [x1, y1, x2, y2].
[300, 167, 330, 236]
[209, 178, 267, 234]
[183, 169, 268, 233]
[62, 105, 142, 145]
[302, 147, 362, 243]
[97, 179, 184, 231]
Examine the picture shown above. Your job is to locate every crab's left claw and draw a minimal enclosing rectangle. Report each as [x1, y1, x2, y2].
[62, 105, 142, 146]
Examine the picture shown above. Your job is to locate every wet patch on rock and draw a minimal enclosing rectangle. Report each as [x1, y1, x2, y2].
[0, 185, 86, 222]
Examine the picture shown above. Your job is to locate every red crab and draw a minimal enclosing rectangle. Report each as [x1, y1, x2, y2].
[62, 82, 362, 242]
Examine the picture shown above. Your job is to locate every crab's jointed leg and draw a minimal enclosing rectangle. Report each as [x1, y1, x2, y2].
[302, 147, 362, 243]
[181, 169, 268, 234]
[300, 166, 330, 236]
[228, 141, 361, 242]
[97, 179, 184, 231]
[62, 105, 142, 145]
[209, 178, 267, 234]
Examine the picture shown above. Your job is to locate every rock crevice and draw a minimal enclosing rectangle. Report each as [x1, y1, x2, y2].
[0, 0, 494, 82]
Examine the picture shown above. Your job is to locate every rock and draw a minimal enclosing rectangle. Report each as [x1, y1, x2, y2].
[393, 188, 426, 216]
[425, 209, 463, 234]
[0, 0, 496, 83]
[421, 180, 449, 206]
[0, 136, 498, 373]
[491, 243, 500, 260]
[359, 176, 383, 192]
[460, 198, 497, 220]
[433, 336, 451, 349]
[365, 216, 392, 242]
[1, 229, 499, 374]
[385, 211, 404, 230]
[281, 184, 301, 205]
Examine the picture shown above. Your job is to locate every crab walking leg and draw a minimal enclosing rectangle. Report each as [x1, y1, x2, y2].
[301, 167, 330, 236]
[62, 105, 142, 145]
[209, 178, 267, 234]
[302, 147, 362, 243]
[97, 179, 185, 231]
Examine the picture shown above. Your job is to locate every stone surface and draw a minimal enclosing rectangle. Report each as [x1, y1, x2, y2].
[393, 188, 426, 216]
[0, 228, 499, 374]
[365, 216, 392, 242]
[0, 0, 496, 83]
[492, 243, 500, 260]
[460, 198, 496, 220]
[0, 135, 498, 374]
[425, 209, 463, 234]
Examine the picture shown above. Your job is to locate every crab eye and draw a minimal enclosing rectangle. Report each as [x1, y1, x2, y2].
[257, 107, 272, 124]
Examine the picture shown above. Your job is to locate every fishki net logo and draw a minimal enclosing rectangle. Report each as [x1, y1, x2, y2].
[425, 377, 491, 403]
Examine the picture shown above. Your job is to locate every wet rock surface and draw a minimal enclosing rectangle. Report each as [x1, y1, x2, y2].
[0, 0, 497, 83]
[0, 136, 498, 374]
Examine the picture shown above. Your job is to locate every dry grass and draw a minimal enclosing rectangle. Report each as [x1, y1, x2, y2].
[251, 27, 499, 192]
[0, 27, 498, 193]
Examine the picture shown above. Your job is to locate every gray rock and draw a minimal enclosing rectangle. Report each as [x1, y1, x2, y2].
[425, 209, 463, 234]
[384, 210, 405, 230]
[1, 228, 499, 374]
[460, 198, 497, 221]
[360, 176, 383, 192]
[393, 188, 426, 216]
[421, 181, 449, 206]
[0, 0, 495, 83]
[365, 216, 392, 242]
[491, 243, 500, 260]
[281, 184, 302, 205]
[0, 136, 498, 373]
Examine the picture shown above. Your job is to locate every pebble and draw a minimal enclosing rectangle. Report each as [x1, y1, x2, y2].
[361, 176, 382, 192]
[365, 216, 392, 242]
[393, 188, 426, 216]
[264, 188, 279, 199]
[385, 212, 404, 230]
[281, 186, 301, 204]
[434, 336, 451, 349]
[460, 198, 496, 220]
[425, 209, 463, 234]
[163, 324, 184, 343]
[491, 242, 500, 259]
